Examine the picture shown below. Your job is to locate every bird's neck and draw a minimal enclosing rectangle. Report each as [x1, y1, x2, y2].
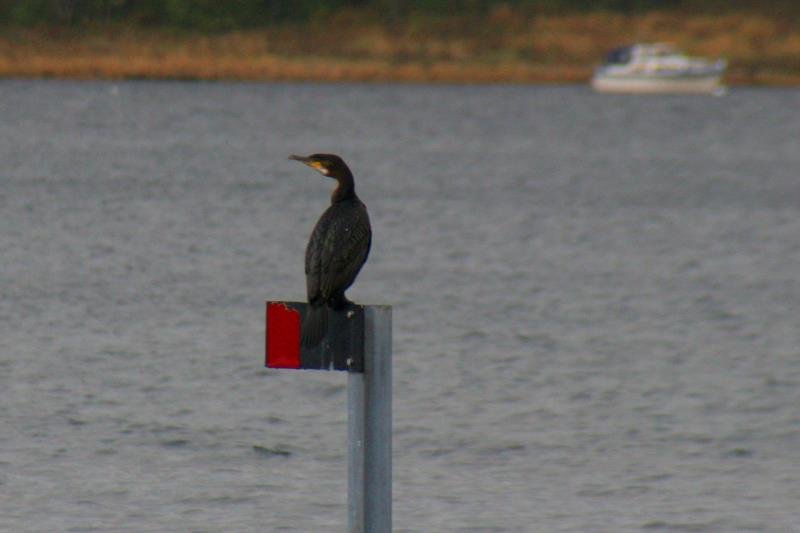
[331, 172, 356, 204]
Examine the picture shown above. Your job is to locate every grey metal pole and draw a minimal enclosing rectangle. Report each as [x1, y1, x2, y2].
[348, 371, 365, 531]
[348, 306, 392, 533]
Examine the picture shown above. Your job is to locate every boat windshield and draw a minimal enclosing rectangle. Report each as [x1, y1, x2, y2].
[605, 47, 632, 65]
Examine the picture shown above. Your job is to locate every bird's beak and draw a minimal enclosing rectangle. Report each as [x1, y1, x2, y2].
[289, 154, 327, 175]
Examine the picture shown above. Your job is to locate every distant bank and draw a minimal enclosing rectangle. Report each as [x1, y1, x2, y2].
[1, 11, 798, 85]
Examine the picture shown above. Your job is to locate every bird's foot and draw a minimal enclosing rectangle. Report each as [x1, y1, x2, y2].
[330, 295, 353, 311]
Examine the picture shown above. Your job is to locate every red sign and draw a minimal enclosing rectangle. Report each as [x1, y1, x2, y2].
[265, 302, 301, 369]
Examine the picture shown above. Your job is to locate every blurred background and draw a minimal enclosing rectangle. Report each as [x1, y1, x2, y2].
[1, 0, 799, 85]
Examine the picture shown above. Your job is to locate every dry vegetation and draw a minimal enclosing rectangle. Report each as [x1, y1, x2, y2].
[1, 9, 798, 84]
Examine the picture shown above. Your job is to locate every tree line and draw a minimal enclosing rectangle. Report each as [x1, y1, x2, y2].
[0, 0, 785, 30]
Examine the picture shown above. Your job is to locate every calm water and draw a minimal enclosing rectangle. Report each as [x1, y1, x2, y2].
[1, 80, 799, 532]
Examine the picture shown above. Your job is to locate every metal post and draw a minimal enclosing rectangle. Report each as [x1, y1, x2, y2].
[348, 306, 392, 533]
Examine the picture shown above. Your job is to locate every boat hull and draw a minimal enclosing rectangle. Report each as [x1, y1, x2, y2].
[591, 74, 724, 95]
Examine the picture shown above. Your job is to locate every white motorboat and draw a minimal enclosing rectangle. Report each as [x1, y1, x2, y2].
[591, 43, 727, 95]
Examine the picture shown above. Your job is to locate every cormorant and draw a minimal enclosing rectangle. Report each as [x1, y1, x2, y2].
[289, 154, 372, 348]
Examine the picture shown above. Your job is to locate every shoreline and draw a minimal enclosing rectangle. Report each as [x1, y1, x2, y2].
[5, 66, 798, 88]
[2, 12, 799, 86]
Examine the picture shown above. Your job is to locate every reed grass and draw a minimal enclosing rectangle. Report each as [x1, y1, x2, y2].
[1, 9, 798, 85]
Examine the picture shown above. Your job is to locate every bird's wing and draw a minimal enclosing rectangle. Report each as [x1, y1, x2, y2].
[318, 205, 371, 299]
[305, 214, 328, 303]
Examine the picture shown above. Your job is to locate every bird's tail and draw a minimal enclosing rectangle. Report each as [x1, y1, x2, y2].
[301, 305, 328, 349]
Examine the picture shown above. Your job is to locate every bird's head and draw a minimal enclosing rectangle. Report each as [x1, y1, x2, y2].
[289, 153, 350, 179]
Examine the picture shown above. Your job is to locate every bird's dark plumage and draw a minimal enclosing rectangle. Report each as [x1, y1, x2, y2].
[289, 154, 372, 348]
